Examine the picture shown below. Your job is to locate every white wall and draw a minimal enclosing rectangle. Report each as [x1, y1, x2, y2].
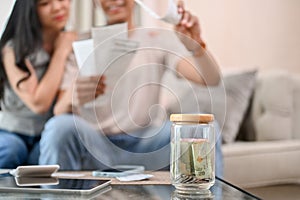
[0, 0, 15, 37]
[183, 0, 300, 73]
[140, 0, 300, 73]
[4, 0, 297, 73]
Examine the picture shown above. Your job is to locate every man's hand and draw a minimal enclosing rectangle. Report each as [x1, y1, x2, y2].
[72, 75, 106, 106]
[175, 1, 206, 55]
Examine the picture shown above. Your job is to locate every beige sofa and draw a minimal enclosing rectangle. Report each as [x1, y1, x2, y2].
[161, 69, 300, 189]
[223, 70, 300, 188]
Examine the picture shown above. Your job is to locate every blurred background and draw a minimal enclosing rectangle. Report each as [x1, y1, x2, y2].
[70, 0, 300, 74]
[1, 0, 299, 73]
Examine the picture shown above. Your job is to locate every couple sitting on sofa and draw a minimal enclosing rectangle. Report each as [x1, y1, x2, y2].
[0, 0, 223, 176]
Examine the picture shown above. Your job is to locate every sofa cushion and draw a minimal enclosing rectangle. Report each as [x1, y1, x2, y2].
[220, 69, 257, 143]
[252, 71, 293, 141]
[292, 74, 300, 139]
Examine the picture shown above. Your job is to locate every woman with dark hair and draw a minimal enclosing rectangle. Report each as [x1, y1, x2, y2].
[0, 0, 77, 168]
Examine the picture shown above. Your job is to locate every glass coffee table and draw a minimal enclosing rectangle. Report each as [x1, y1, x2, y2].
[0, 176, 261, 200]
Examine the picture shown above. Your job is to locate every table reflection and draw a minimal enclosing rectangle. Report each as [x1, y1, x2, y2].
[171, 189, 214, 200]
[0, 177, 260, 200]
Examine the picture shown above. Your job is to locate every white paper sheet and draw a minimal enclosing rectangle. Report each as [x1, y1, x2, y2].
[72, 39, 96, 76]
[91, 23, 139, 104]
[91, 23, 135, 75]
[135, 0, 181, 25]
[73, 23, 139, 107]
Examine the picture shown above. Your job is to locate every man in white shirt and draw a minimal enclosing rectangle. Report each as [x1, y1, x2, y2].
[39, 0, 223, 176]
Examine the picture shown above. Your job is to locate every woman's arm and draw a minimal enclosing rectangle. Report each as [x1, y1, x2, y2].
[54, 75, 106, 115]
[53, 90, 73, 115]
[174, 1, 221, 86]
[2, 31, 77, 114]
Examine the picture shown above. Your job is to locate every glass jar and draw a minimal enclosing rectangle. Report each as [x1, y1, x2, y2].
[170, 114, 215, 193]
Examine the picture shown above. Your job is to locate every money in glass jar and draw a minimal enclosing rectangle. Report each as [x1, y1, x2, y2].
[170, 114, 215, 194]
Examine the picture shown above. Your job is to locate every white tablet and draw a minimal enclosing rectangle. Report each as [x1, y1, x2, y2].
[0, 175, 111, 195]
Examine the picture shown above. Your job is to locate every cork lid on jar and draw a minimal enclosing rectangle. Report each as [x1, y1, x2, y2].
[170, 114, 214, 123]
